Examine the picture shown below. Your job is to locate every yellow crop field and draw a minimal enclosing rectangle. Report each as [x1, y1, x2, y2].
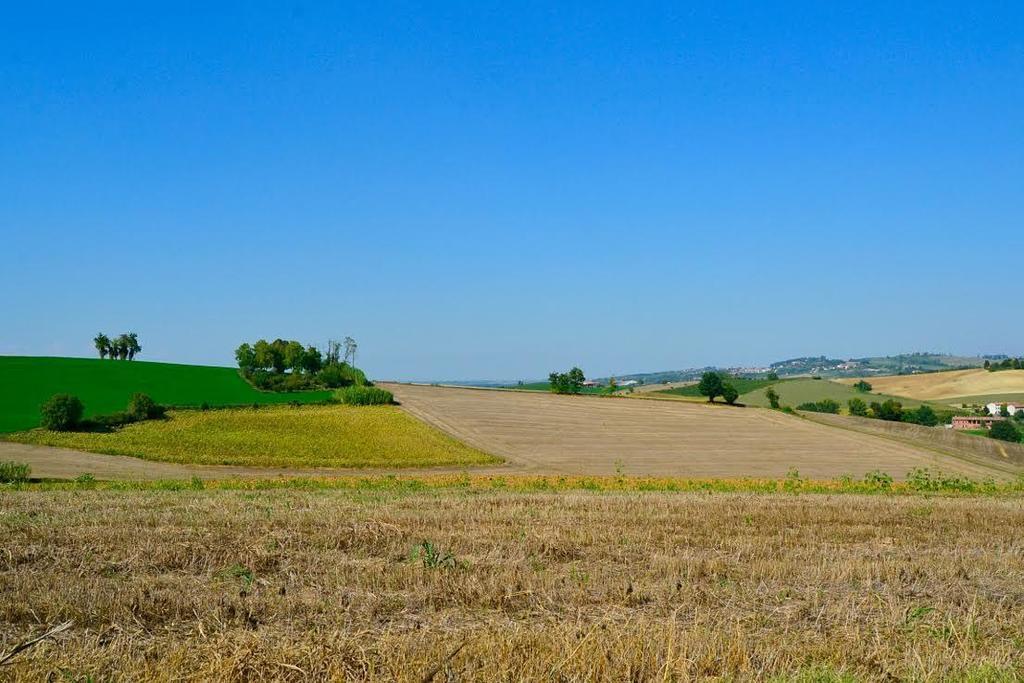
[5, 405, 499, 469]
[837, 369, 1024, 401]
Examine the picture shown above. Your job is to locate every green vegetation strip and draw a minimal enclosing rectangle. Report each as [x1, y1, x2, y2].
[3, 469, 1021, 496]
[0, 356, 332, 433]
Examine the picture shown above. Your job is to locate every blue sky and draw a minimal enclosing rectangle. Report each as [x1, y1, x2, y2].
[3, 2, 1022, 381]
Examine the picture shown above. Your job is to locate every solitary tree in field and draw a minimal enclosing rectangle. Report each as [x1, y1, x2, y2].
[852, 380, 872, 392]
[697, 371, 724, 402]
[93, 333, 110, 359]
[765, 387, 781, 409]
[722, 383, 739, 405]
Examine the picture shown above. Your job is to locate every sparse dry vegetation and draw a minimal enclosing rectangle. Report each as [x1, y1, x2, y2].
[2, 487, 1024, 681]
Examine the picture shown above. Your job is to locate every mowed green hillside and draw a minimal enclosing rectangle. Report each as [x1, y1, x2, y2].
[740, 378, 947, 410]
[0, 356, 332, 433]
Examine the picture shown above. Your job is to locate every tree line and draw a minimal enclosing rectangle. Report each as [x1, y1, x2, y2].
[93, 332, 142, 360]
[985, 358, 1023, 372]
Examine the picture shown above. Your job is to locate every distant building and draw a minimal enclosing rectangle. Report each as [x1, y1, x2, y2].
[618, 380, 639, 387]
[582, 380, 599, 387]
[985, 402, 1024, 416]
[952, 415, 1005, 431]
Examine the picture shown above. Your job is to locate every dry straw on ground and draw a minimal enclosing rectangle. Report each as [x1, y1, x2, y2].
[2, 487, 1023, 681]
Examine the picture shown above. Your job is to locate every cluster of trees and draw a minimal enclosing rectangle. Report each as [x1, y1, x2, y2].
[984, 358, 1023, 372]
[235, 337, 364, 391]
[697, 372, 740, 405]
[844, 397, 944, 426]
[40, 392, 165, 432]
[852, 380, 872, 392]
[236, 339, 324, 375]
[93, 333, 142, 360]
[549, 367, 586, 395]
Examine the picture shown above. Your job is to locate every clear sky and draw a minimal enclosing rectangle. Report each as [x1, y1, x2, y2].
[3, 2, 1022, 381]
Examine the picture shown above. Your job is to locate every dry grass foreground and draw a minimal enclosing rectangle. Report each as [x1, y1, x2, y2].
[2, 488, 1024, 681]
[4, 405, 498, 469]
[386, 383, 1002, 480]
[837, 369, 1024, 402]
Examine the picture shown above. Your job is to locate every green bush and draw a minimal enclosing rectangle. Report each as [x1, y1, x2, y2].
[128, 393, 166, 420]
[903, 405, 939, 427]
[722, 383, 740, 405]
[870, 399, 903, 422]
[989, 420, 1021, 443]
[0, 461, 31, 483]
[40, 394, 84, 431]
[319, 363, 367, 389]
[337, 385, 394, 406]
[796, 399, 840, 414]
[847, 398, 868, 416]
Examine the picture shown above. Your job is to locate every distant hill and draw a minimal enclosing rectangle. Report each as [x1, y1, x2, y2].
[0, 356, 332, 433]
[594, 352, 991, 387]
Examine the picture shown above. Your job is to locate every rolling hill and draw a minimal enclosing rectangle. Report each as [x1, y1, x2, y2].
[836, 368, 1024, 403]
[0, 356, 332, 433]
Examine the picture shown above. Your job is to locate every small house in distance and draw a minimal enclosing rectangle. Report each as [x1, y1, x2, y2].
[985, 402, 1024, 416]
[952, 415, 1004, 431]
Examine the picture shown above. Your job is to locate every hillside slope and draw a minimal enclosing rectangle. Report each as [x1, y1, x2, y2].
[0, 356, 331, 432]
[837, 369, 1024, 402]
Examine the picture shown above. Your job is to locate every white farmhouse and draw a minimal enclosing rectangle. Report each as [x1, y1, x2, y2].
[986, 402, 1024, 416]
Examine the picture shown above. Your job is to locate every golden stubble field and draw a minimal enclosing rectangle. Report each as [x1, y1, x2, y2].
[2, 488, 1023, 681]
[837, 369, 1024, 401]
[386, 384, 1004, 480]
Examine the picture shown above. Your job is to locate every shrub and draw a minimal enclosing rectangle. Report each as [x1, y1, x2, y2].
[989, 420, 1021, 443]
[870, 399, 903, 422]
[847, 398, 868, 417]
[765, 387, 781, 409]
[338, 385, 394, 406]
[796, 399, 840, 414]
[852, 380, 873, 392]
[40, 394, 84, 431]
[903, 405, 938, 427]
[722, 383, 739, 405]
[319, 363, 367, 389]
[128, 393, 165, 420]
[0, 461, 31, 483]
[862, 470, 893, 489]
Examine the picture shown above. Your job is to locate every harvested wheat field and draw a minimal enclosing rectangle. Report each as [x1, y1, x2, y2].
[386, 384, 1002, 480]
[2, 488, 1023, 681]
[838, 369, 1024, 402]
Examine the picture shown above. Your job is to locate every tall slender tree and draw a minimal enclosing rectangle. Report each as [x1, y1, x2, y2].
[343, 337, 358, 368]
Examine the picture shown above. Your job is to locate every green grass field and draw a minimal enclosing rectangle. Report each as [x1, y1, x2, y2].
[0, 356, 332, 433]
[740, 378, 948, 411]
[654, 376, 784, 399]
[6, 404, 500, 468]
